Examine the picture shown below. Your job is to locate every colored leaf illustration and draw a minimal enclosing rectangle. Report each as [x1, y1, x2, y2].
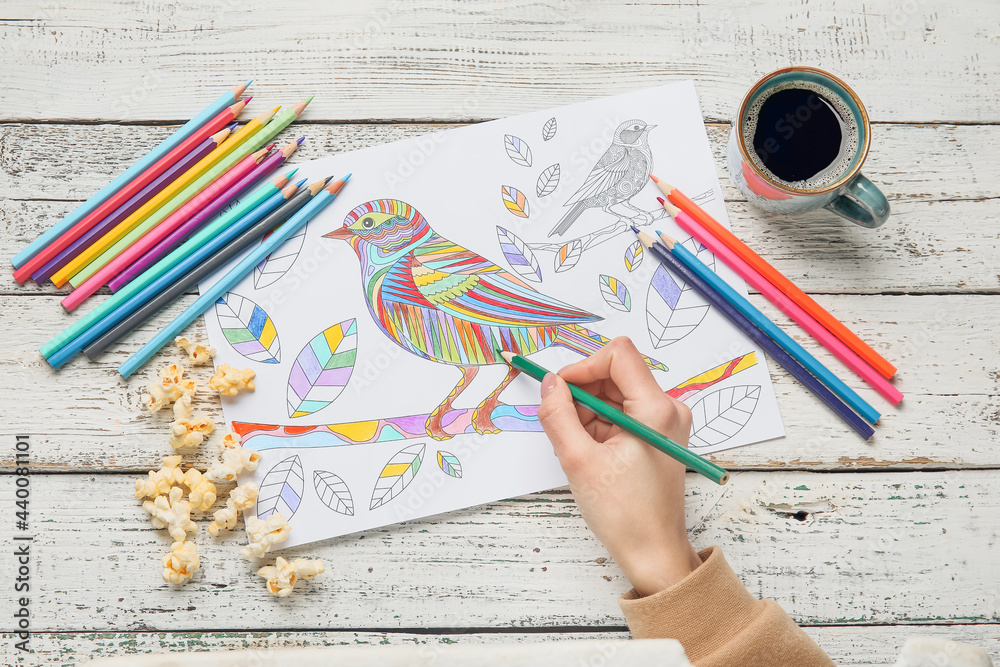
[687, 385, 761, 449]
[254, 222, 308, 289]
[536, 163, 561, 197]
[503, 134, 533, 167]
[554, 238, 583, 273]
[214, 292, 281, 364]
[256, 455, 304, 520]
[313, 470, 354, 516]
[287, 319, 358, 418]
[370, 443, 425, 510]
[436, 450, 462, 479]
[599, 274, 631, 312]
[624, 240, 644, 272]
[496, 226, 542, 283]
[645, 238, 716, 348]
[501, 185, 530, 218]
[542, 117, 557, 141]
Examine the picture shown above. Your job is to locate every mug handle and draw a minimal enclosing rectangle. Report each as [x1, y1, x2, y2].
[824, 173, 890, 229]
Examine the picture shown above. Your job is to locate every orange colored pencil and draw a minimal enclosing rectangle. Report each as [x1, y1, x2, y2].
[649, 174, 897, 379]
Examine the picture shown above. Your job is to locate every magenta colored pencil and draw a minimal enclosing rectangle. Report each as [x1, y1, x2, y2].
[108, 140, 301, 292]
[30, 126, 236, 284]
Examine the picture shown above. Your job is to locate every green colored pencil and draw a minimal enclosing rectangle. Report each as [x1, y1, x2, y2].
[499, 350, 730, 485]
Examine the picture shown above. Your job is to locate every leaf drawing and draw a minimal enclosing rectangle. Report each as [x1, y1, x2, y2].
[554, 238, 583, 273]
[214, 292, 281, 364]
[256, 455, 305, 520]
[536, 163, 561, 197]
[436, 450, 463, 479]
[542, 117, 557, 141]
[313, 470, 354, 516]
[645, 238, 716, 348]
[504, 134, 533, 167]
[254, 222, 308, 289]
[624, 240, 644, 272]
[599, 274, 631, 312]
[370, 443, 425, 510]
[496, 226, 542, 283]
[687, 385, 761, 449]
[501, 185, 530, 218]
[287, 319, 358, 418]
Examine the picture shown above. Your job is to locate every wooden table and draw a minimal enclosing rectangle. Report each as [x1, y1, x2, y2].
[2, 1, 998, 664]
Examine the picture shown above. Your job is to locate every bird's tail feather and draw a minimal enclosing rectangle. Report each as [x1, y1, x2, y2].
[553, 325, 668, 372]
[548, 202, 586, 237]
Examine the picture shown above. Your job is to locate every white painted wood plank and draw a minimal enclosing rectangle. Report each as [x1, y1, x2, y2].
[0, 1, 996, 123]
[1, 626, 998, 666]
[1, 294, 996, 472]
[0, 471, 998, 631]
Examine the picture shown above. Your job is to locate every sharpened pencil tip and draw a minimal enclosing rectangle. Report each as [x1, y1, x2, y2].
[296, 177, 308, 187]
[270, 105, 281, 113]
[285, 167, 299, 178]
[305, 95, 314, 104]
[656, 196, 665, 205]
[297, 136, 305, 145]
[226, 121, 239, 130]
[342, 173, 352, 182]
[243, 96, 252, 104]
[245, 79, 254, 87]
[630, 224, 640, 234]
[649, 173, 659, 183]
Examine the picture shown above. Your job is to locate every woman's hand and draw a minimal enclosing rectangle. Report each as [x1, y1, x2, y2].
[537, 337, 702, 597]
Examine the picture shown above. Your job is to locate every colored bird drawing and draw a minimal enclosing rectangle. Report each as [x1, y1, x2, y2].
[549, 119, 656, 237]
[325, 199, 666, 440]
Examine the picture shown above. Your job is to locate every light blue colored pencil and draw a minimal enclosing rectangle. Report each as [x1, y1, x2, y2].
[11, 80, 252, 269]
[655, 230, 881, 424]
[118, 174, 351, 379]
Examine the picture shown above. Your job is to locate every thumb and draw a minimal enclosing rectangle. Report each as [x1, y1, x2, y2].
[537, 373, 596, 478]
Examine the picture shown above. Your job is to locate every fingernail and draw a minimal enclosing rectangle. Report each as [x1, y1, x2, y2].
[540, 373, 558, 398]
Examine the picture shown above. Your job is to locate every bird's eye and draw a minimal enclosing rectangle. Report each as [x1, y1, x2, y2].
[633, 125, 641, 130]
[361, 217, 375, 229]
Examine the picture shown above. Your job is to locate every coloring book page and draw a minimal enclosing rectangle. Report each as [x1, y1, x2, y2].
[200, 81, 785, 548]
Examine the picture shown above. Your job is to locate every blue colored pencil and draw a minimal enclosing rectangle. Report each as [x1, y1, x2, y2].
[10, 80, 252, 269]
[635, 229, 875, 440]
[118, 174, 351, 379]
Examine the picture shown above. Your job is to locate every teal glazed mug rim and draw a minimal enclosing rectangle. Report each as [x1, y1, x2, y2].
[735, 66, 872, 197]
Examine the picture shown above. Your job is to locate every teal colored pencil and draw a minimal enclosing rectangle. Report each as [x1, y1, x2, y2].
[656, 231, 880, 424]
[500, 350, 729, 485]
[11, 80, 252, 269]
[117, 174, 351, 378]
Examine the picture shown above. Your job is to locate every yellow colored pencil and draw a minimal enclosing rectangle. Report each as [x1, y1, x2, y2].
[52, 106, 280, 286]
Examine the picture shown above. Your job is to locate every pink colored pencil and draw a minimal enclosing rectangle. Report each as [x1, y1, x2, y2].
[109, 138, 303, 292]
[61, 146, 274, 312]
[30, 125, 237, 284]
[659, 197, 902, 405]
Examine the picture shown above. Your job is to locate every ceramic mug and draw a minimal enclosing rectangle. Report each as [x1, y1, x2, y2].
[726, 66, 890, 228]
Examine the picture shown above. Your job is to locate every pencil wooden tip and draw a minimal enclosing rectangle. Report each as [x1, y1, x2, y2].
[326, 173, 350, 195]
[634, 229, 656, 249]
[211, 126, 233, 143]
[308, 178, 328, 195]
[232, 82, 248, 98]
[280, 182, 299, 197]
[231, 98, 249, 114]
[656, 230, 677, 249]
[280, 139, 300, 158]
[291, 97, 313, 116]
[253, 146, 272, 162]
[659, 197, 680, 216]
[258, 107, 278, 124]
[499, 350, 515, 363]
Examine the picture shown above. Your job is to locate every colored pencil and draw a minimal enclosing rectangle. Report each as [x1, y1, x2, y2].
[53, 106, 278, 287]
[635, 229, 875, 440]
[45, 175, 306, 369]
[62, 145, 275, 311]
[659, 197, 903, 406]
[14, 99, 250, 284]
[118, 174, 349, 378]
[499, 350, 730, 485]
[649, 175, 897, 380]
[30, 125, 237, 284]
[40, 168, 300, 362]
[11, 80, 251, 270]
[108, 137, 304, 293]
[76, 177, 327, 364]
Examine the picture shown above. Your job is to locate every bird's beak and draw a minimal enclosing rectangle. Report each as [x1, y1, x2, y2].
[645, 124, 657, 130]
[324, 226, 353, 240]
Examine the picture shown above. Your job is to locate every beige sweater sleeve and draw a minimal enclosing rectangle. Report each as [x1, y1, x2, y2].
[619, 546, 834, 667]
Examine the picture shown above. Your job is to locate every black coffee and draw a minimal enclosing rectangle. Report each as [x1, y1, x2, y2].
[742, 82, 859, 189]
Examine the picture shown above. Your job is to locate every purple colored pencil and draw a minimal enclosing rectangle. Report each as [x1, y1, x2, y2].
[30, 124, 238, 284]
[108, 147, 292, 292]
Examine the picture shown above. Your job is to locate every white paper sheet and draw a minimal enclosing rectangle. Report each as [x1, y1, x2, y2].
[201, 81, 784, 548]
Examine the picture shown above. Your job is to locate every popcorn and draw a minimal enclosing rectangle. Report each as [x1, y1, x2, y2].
[143, 363, 196, 413]
[257, 557, 324, 597]
[205, 447, 260, 483]
[162, 541, 200, 585]
[143, 487, 197, 542]
[240, 513, 291, 559]
[208, 364, 256, 396]
[168, 414, 215, 450]
[175, 336, 216, 366]
[182, 468, 217, 512]
[135, 455, 184, 499]
[221, 431, 242, 449]
[208, 483, 258, 536]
